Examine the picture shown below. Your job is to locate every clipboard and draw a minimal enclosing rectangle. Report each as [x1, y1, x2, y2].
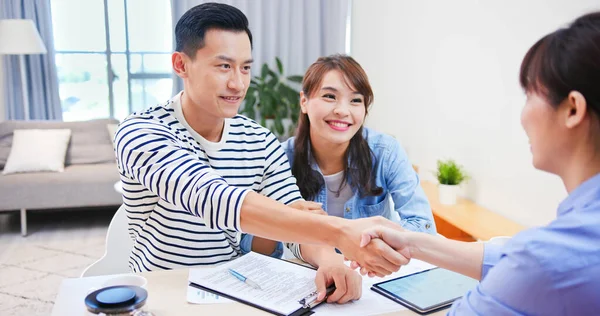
[188, 281, 335, 316]
[188, 252, 336, 316]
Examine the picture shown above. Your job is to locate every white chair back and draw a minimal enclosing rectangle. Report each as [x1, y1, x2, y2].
[81, 205, 133, 277]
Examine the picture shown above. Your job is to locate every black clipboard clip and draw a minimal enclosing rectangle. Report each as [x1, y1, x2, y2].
[297, 285, 336, 309]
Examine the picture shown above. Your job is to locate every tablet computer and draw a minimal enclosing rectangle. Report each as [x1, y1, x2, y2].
[371, 267, 478, 315]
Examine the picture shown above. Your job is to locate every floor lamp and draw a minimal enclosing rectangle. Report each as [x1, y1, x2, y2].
[0, 19, 47, 120]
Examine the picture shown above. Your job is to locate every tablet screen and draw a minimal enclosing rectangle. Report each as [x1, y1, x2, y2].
[373, 268, 478, 311]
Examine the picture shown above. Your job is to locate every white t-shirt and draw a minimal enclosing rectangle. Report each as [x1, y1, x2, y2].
[323, 170, 354, 218]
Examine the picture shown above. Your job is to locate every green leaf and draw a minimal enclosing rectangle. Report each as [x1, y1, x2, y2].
[276, 57, 283, 75]
[291, 110, 299, 124]
[248, 57, 305, 130]
[279, 103, 288, 117]
[261, 92, 276, 117]
[246, 86, 256, 98]
[266, 91, 279, 115]
[274, 117, 284, 135]
[435, 159, 469, 185]
[267, 77, 278, 89]
[244, 94, 256, 111]
[268, 69, 278, 79]
[261, 63, 269, 79]
[287, 75, 304, 83]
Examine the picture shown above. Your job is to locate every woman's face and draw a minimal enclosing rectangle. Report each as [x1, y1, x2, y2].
[520, 92, 568, 174]
[301, 70, 367, 147]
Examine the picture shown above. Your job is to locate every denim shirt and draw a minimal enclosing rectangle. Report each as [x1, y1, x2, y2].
[281, 127, 436, 234]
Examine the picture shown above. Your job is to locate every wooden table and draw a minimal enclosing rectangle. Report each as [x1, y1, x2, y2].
[420, 180, 526, 241]
[52, 268, 447, 315]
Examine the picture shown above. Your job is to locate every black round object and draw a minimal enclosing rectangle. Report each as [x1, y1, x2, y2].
[85, 285, 147, 315]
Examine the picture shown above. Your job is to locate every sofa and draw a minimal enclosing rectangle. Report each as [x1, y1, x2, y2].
[0, 119, 123, 236]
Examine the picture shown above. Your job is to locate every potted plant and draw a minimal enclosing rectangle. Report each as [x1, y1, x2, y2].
[435, 159, 469, 205]
[240, 57, 303, 139]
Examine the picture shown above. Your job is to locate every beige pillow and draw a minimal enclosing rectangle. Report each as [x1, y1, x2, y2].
[107, 123, 118, 145]
[2, 129, 72, 175]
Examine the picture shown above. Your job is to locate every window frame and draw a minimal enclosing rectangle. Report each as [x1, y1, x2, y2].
[53, 0, 172, 120]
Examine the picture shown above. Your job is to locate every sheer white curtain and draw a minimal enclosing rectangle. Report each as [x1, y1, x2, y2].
[1, 0, 62, 120]
[171, 0, 350, 94]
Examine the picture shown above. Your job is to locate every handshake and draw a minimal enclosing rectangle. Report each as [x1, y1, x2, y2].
[290, 201, 415, 277]
[338, 216, 413, 277]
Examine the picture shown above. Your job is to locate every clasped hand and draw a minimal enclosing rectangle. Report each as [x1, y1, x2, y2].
[337, 217, 411, 277]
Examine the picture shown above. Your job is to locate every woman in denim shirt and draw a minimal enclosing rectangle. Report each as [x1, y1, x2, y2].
[281, 55, 436, 234]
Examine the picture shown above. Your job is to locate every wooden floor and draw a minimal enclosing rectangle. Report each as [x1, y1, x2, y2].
[0, 207, 117, 316]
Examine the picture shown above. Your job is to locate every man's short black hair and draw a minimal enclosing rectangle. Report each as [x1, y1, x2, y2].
[175, 2, 253, 58]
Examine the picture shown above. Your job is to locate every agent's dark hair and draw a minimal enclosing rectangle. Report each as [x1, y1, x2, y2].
[175, 2, 252, 59]
[520, 11, 600, 117]
[293, 54, 383, 200]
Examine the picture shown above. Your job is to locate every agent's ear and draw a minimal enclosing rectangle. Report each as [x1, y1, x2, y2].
[172, 52, 189, 79]
[565, 91, 587, 129]
[300, 91, 308, 114]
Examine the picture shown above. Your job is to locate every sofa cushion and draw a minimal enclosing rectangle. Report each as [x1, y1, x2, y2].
[0, 163, 123, 210]
[0, 118, 119, 169]
[2, 129, 72, 174]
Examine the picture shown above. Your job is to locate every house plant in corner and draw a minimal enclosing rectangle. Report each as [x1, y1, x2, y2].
[240, 57, 303, 140]
[435, 159, 469, 205]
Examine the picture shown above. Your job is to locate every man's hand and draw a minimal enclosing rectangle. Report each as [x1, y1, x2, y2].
[336, 217, 409, 277]
[289, 200, 326, 215]
[351, 225, 412, 277]
[315, 259, 362, 304]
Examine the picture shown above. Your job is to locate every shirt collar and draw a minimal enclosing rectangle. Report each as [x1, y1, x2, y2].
[306, 143, 359, 174]
[557, 172, 600, 216]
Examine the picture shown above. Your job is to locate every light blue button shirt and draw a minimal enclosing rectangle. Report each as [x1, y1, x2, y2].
[281, 127, 436, 234]
[449, 173, 600, 315]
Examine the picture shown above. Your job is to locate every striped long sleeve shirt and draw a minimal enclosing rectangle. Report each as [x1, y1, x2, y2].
[114, 93, 302, 272]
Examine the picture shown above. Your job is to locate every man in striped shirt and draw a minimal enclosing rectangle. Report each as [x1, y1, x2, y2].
[115, 2, 408, 303]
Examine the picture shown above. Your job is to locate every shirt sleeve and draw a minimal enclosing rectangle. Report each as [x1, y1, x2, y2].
[384, 139, 436, 234]
[481, 243, 503, 279]
[258, 132, 303, 205]
[448, 243, 560, 315]
[285, 241, 306, 262]
[115, 118, 249, 232]
[239, 233, 284, 258]
[252, 132, 303, 258]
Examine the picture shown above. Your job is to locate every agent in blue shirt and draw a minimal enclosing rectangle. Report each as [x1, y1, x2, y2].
[281, 55, 436, 235]
[357, 11, 600, 315]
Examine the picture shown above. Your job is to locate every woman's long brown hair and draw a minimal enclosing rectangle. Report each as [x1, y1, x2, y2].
[292, 54, 383, 200]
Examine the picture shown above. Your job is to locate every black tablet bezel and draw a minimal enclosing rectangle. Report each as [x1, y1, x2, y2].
[370, 267, 465, 315]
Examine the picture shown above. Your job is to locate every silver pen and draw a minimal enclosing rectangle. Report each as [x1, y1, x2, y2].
[298, 285, 336, 308]
[228, 268, 262, 290]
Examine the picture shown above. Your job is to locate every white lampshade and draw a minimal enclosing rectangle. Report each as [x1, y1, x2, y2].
[0, 19, 47, 55]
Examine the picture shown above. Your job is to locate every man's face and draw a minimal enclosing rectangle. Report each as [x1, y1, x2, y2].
[179, 29, 253, 119]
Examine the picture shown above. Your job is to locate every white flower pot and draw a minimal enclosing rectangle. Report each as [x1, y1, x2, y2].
[438, 184, 459, 205]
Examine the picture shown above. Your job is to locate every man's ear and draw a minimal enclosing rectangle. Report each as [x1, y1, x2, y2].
[300, 91, 308, 114]
[565, 91, 587, 129]
[172, 52, 188, 79]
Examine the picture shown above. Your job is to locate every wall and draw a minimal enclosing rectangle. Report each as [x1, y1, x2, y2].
[351, 0, 600, 227]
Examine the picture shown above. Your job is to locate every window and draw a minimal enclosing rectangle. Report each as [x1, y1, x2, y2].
[51, 0, 173, 121]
